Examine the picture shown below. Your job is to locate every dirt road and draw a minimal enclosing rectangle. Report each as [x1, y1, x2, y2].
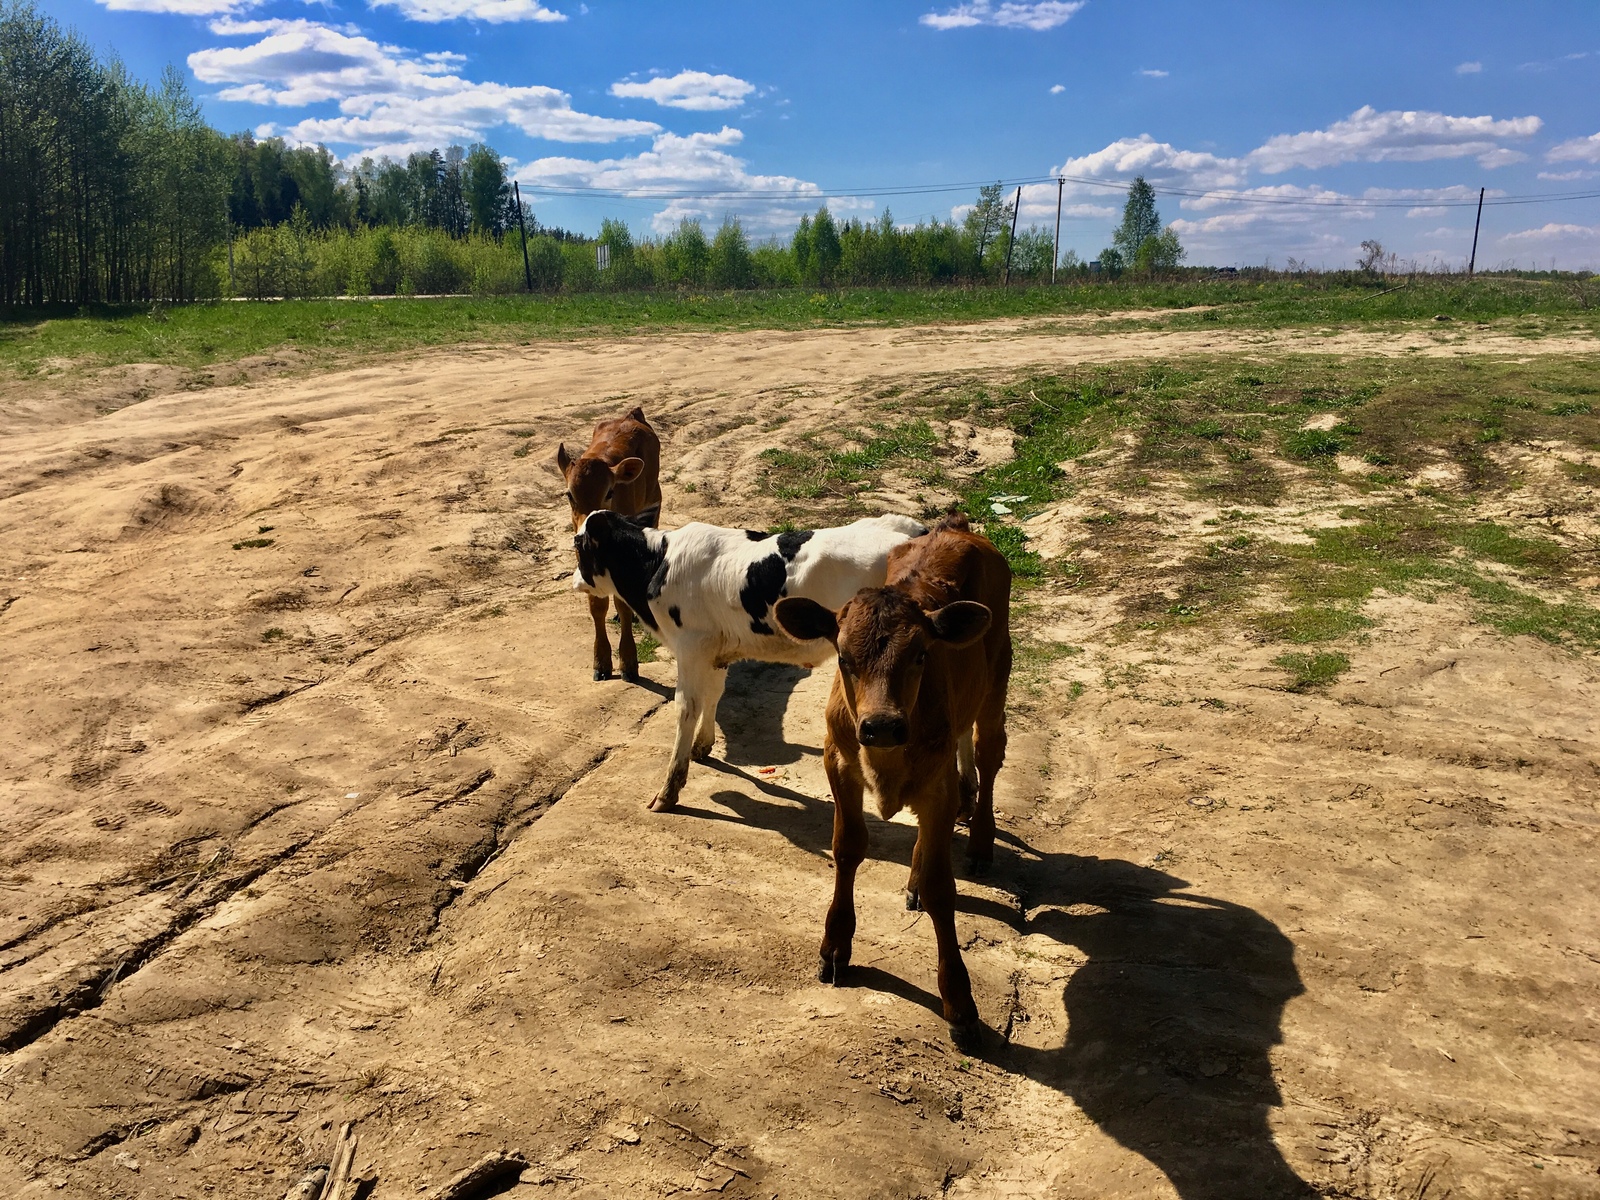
[1, 319, 1597, 1198]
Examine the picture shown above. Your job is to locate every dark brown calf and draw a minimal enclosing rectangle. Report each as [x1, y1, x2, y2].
[556, 405, 662, 681]
[775, 513, 1011, 1047]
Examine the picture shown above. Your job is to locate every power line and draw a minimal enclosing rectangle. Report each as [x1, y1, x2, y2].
[519, 171, 1600, 210]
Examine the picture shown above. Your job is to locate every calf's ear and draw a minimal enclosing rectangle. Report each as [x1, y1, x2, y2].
[929, 601, 990, 648]
[774, 597, 839, 645]
[556, 443, 573, 477]
[625, 405, 648, 424]
[613, 456, 646, 485]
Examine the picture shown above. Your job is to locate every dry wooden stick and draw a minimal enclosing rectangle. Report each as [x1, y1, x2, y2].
[317, 1122, 358, 1200]
[433, 1150, 530, 1200]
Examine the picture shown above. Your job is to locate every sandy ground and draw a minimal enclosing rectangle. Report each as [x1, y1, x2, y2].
[1, 318, 1598, 1199]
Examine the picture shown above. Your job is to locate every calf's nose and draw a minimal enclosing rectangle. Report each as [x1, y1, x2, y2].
[857, 713, 909, 748]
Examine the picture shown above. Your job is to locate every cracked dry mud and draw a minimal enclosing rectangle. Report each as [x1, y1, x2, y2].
[1, 319, 1597, 1199]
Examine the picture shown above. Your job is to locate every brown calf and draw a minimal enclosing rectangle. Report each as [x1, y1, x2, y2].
[774, 513, 1011, 1047]
[556, 405, 662, 681]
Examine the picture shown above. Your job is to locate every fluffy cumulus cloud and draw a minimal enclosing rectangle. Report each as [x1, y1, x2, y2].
[1547, 132, 1600, 164]
[517, 127, 847, 234]
[1248, 106, 1541, 172]
[368, 0, 565, 22]
[1056, 134, 1247, 191]
[920, 0, 1084, 32]
[608, 70, 756, 112]
[191, 19, 656, 157]
[1501, 223, 1600, 243]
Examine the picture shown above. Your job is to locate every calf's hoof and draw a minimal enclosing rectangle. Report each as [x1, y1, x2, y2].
[647, 792, 680, 813]
[948, 1018, 984, 1053]
[818, 951, 848, 986]
[620, 667, 640, 683]
[691, 741, 715, 762]
[904, 888, 921, 912]
[965, 854, 991, 878]
[593, 668, 613, 682]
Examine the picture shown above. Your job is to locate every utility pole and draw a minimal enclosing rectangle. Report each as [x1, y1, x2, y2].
[1002, 185, 1022, 285]
[1467, 186, 1485, 276]
[513, 181, 534, 292]
[1052, 177, 1064, 284]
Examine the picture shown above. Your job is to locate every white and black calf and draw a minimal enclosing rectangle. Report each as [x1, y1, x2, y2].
[572, 511, 927, 811]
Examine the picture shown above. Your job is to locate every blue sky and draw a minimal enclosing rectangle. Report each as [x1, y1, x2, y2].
[49, 0, 1600, 267]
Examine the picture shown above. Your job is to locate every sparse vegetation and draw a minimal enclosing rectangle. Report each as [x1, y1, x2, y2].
[1273, 651, 1352, 690]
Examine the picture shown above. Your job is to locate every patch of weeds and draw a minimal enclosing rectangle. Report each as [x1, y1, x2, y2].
[1549, 400, 1593, 416]
[233, 537, 274, 549]
[756, 419, 942, 503]
[1254, 605, 1370, 644]
[1560, 460, 1600, 486]
[636, 631, 661, 664]
[261, 627, 287, 642]
[1282, 428, 1346, 460]
[981, 521, 1044, 582]
[1066, 680, 1086, 701]
[1273, 650, 1351, 690]
[1012, 637, 1083, 695]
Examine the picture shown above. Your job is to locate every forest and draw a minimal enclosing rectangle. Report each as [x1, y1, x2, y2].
[0, 0, 1176, 306]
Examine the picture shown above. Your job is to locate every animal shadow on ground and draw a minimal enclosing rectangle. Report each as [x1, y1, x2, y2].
[715, 660, 817, 766]
[686, 790, 1310, 1197]
[965, 839, 1312, 1199]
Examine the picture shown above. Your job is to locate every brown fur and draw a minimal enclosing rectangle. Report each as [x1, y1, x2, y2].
[774, 513, 1011, 1046]
[556, 406, 663, 681]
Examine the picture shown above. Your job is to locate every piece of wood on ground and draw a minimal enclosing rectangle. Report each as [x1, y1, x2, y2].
[433, 1149, 531, 1200]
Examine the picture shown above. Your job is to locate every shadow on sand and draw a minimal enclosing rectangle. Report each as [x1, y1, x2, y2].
[682, 767, 1310, 1198]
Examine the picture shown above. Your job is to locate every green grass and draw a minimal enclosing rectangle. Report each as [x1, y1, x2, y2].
[635, 632, 661, 665]
[5, 276, 1596, 385]
[1273, 651, 1351, 690]
[756, 420, 941, 500]
[232, 537, 274, 550]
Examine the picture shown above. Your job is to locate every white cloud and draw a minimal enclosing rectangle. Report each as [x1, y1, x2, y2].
[1049, 83, 1064, 94]
[98, 0, 255, 13]
[1248, 106, 1542, 173]
[1547, 132, 1600, 164]
[369, 0, 566, 22]
[1539, 168, 1599, 181]
[517, 126, 845, 234]
[193, 20, 657, 156]
[1056, 134, 1248, 192]
[1455, 61, 1482, 74]
[1138, 68, 1168, 78]
[1501, 223, 1600, 243]
[920, 1, 1084, 32]
[609, 70, 756, 112]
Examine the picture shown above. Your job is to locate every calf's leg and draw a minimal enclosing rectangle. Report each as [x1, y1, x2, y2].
[588, 594, 614, 681]
[820, 746, 867, 984]
[955, 728, 978, 824]
[967, 659, 1010, 873]
[652, 646, 714, 812]
[915, 780, 982, 1045]
[616, 600, 640, 682]
[692, 664, 726, 760]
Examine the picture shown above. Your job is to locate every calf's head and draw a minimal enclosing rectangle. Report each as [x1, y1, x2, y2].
[775, 588, 990, 749]
[571, 508, 643, 597]
[556, 444, 649, 530]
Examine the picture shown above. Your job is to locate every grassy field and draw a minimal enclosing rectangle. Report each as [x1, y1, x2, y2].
[4, 275, 1598, 381]
[752, 354, 1600, 684]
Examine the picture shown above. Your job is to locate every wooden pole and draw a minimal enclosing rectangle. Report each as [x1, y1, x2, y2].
[513, 181, 534, 292]
[1467, 186, 1485, 276]
[1002, 185, 1022, 285]
[1051, 177, 1063, 284]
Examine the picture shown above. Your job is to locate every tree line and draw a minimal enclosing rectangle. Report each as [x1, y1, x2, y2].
[1, 0, 1185, 306]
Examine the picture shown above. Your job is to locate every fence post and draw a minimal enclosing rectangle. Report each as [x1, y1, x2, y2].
[1467, 186, 1485, 276]
[513, 181, 534, 292]
[1002, 185, 1022, 285]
